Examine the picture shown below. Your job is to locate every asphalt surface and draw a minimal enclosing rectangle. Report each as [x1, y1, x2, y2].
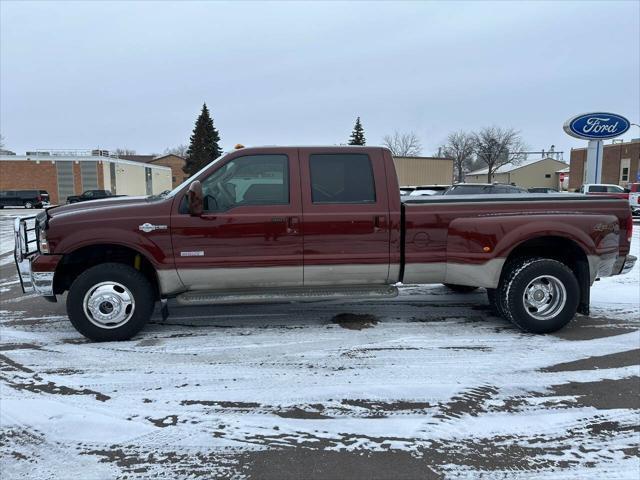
[0, 211, 639, 479]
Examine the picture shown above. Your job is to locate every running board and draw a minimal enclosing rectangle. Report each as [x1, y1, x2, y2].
[175, 285, 398, 306]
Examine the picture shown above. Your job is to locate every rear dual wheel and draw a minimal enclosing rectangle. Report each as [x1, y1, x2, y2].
[493, 258, 579, 333]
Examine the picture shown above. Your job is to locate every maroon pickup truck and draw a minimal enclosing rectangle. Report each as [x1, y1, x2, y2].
[14, 146, 636, 341]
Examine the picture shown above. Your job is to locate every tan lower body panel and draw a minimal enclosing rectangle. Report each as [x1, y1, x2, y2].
[160, 264, 393, 295]
[159, 259, 507, 296]
[304, 264, 391, 286]
[403, 258, 505, 289]
[176, 266, 303, 291]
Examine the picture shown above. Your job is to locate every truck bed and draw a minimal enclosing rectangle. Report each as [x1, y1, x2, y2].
[401, 193, 623, 204]
[400, 193, 632, 289]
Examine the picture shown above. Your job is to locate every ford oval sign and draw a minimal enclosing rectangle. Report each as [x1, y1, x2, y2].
[563, 112, 630, 140]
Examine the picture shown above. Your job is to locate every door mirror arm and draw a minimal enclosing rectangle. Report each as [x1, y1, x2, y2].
[188, 181, 203, 216]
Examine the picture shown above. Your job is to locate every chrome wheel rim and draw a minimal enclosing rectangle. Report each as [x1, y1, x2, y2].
[522, 275, 566, 321]
[83, 282, 135, 329]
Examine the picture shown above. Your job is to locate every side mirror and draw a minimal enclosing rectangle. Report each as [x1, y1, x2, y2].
[187, 181, 203, 216]
[624, 188, 631, 193]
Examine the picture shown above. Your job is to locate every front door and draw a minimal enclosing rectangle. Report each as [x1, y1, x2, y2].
[299, 148, 391, 285]
[171, 149, 303, 290]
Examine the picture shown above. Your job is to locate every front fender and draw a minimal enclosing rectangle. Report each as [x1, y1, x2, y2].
[54, 227, 169, 267]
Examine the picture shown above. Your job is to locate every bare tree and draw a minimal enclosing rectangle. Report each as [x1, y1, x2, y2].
[473, 127, 526, 183]
[382, 131, 422, 157]
[114, 148, 137, 156]
[441, 131, 475, 183]
[0, 134, 4, 149]
[163, 144, 188, 158]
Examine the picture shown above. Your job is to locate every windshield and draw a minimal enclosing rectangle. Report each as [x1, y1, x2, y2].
[158, 153, 230, 199]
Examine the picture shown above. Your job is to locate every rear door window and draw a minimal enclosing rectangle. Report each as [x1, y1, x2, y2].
[589, 185, 607, 193]
[309, 154, 375, 204]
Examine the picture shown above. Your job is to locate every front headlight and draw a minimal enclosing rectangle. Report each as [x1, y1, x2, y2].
[38, 227, 50, 254]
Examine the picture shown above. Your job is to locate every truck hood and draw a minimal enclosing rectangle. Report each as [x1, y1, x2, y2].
[47, 196, 151, 218]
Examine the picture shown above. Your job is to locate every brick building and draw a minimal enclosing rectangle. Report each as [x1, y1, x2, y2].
[120, 154, 188, 188]
[569, 139, 640, 191]
[0, 153, 172, 204]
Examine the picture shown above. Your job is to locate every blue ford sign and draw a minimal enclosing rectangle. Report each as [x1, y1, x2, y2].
[563, 112, 630, 140]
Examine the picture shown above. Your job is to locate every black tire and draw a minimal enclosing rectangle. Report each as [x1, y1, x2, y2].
[500, 258, 579, 334]
[24, 201, 34, 209]
[486, 288, 499, 315]
[443, 283, 478, 293]
[66, 263, 155, 341]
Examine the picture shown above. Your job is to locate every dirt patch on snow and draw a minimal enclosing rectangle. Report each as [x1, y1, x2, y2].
[0, 343, 42, 351]
[147, 415, 179, 428]
[551, 316, 637, 341]
[180, 400, 261, 409]
[542, 349, 640, 372]
[549, 376, 640, 410]
[341, 398, 431, 413]
[332, 313, 378, 330]
[275, 407, 333, 419]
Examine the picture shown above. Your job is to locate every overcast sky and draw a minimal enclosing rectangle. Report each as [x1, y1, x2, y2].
[1, 0, 639, 157]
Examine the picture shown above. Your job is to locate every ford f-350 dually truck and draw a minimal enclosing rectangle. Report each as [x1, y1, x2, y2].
[14, 146, 636, 341]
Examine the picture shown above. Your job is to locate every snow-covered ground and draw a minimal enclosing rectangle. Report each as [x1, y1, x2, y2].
[0, 214, 638, 479]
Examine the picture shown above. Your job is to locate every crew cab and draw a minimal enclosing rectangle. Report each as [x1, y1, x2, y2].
[66, 189, 118, 204]
[14, 146, 636, 341]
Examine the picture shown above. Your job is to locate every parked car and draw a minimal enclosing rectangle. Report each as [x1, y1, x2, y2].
[443, 183, 529, 195]
[0, 190, 49, 209]
[408, 185, 449, 196]
[528, 187, 559, 193]
[628, 182, 640, 216]
[399, 186, 417, 195]
[66, 190, 117, 203]
[14, 146, 635, 341]
[579, 184, 629, 199]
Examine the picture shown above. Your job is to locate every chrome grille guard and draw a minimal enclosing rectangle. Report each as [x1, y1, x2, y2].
[14, 215, 38, 293]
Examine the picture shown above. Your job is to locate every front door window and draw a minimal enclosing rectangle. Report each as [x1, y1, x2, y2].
[200, 155, 289, 212]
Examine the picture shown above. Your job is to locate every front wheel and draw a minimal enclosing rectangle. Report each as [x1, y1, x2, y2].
[443, 284, 478, 293]
[499, 258, 579, 333]
[67, 263, 155, 341]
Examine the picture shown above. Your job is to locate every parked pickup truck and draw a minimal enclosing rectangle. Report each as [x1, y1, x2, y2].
[579, 183, 630, 199]
[66, 189, 119, 204]
[628, 182, 640, 216]
[14, 146, 636, 341]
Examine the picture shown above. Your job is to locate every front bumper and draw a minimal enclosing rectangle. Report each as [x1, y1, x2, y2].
[13, 216, 55, 296]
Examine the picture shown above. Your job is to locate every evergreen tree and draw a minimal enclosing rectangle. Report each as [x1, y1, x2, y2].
[348, 117, 366, 146]
[184, 103, 222, 175]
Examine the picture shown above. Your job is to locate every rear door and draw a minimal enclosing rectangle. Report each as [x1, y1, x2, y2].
[171, 149, 303, 290]
[299, 148, 391, 285]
